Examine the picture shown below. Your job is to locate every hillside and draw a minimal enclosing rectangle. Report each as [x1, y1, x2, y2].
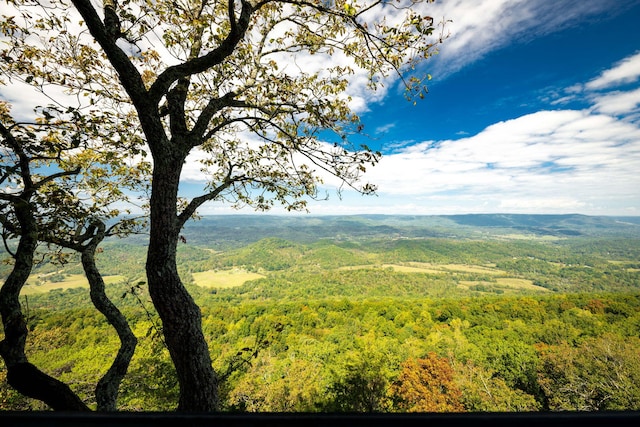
[176, 214, 640, 248]
[4, 213, 638, 308]
[2, 214, 640, 412]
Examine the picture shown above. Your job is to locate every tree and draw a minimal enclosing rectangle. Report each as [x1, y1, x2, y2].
[42, 219, 141, 411]
[0, 98, 148, 410]
[0, 102, 90, 410]
[0, 79, 148, 410]
[391, 353, 464, 412]
[227, 355, 323, 411]
[537, 335, 640, 411]
[453, 360, 540, 412]
[2, 0, 446, 410]
[324, 347, 395, 412]
[320, 330, 403, 412]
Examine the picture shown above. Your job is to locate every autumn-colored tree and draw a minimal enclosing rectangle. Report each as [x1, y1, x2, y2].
[391, 352, 464, 412]
[2, 0, 446, 410]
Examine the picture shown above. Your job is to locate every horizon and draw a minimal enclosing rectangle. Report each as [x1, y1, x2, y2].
[178, 212, 640, 221]
[188, 212, 640, 217]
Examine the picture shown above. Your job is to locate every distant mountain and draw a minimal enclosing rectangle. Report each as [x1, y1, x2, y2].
[176, 214, 640, 248]
[444, 213, 640, 237]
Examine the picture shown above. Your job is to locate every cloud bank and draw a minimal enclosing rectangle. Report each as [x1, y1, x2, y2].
[346, 49, 640, 216]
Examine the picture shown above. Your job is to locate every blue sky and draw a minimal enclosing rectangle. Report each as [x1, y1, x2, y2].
[232, 0, 640, 217]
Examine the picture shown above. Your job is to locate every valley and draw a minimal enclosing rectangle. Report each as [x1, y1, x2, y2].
[2, 214, 640, 412]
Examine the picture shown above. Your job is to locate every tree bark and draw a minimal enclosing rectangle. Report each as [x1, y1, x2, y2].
[82, 239, 137, 411]
[145, 154, 219, 411]
[0, 199, 89, 411]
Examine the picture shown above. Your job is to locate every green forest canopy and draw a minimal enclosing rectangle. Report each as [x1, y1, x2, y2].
[2, 214, 640, 412]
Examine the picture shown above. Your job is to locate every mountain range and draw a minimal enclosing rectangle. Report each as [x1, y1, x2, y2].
[173, 213, 640, 249]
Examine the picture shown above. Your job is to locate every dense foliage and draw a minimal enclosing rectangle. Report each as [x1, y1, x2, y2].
[2, 290, 639, 411]
[2, 217, 639, 411]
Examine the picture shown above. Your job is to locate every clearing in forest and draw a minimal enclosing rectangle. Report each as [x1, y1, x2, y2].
[192, 268, 265, 289]
[21, 274, 126, 295]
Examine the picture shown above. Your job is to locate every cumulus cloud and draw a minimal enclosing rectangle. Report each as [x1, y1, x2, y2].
[361, 97, 640, 215]
[357, 46, 640, 215]
[580, 51, 640, 116]
[590, 87, 640, 115]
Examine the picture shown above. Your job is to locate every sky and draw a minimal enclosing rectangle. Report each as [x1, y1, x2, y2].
[2, 0, 640, 217]
[219, 0, 640, 217]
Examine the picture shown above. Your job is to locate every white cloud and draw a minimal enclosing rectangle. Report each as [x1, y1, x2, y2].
[321, 45, 640, 216]
[0, 81, 51, 120]
[550, 51, 640, 116]
[586, 51, 640, 90]
[374, 123, 396, 134]
[426, 0, 623, 79]
[590, 87, 640, 115]
[350, 106, 640, 215]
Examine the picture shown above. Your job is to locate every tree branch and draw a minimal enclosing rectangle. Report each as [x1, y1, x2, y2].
[177, 167, 238, 228]
[70, 1, 151, 110]
[190, 91, 238, 144]
[148, 0, 254, 103]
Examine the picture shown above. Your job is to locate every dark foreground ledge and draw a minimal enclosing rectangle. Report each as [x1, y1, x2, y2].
[1, 411, 640, 427]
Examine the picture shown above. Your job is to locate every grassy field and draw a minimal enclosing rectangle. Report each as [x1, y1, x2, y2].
[495, 233, 563, 241]
[21, 274, 127, 295]
[405, 262, 506, 275]
[340, 262, 507, 275]
[339, 262, 551, 293]
[458, 277, 550, 293]
[495, 277, 550, 291]
[192, 268, 265, 289]
[339, 264, 443, 274]
[17, 268, 264, 295]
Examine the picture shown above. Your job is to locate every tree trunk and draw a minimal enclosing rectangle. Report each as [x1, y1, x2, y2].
[82, 245, 137, 411]
[0, 199, 89, 411]
[145, 155, 219, 411]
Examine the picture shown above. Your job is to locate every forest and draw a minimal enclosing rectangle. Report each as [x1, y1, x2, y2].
[2, 214, 639, 412]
